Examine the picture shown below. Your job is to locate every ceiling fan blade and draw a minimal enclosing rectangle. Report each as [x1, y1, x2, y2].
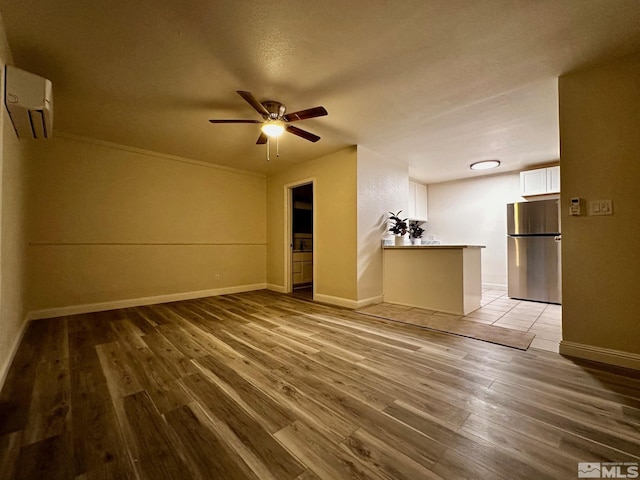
[256, 132, 268, 144]
[286, 125, 320, 142]
[283, 106, 328, 122]
[209, 119, 262, 124]
[237, 91, 270, 117]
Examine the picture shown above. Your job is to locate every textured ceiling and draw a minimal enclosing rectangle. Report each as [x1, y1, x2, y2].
[2, 0, 640, 183]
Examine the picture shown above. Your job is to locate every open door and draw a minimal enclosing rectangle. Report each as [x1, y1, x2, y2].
[289, 182, 314, 300]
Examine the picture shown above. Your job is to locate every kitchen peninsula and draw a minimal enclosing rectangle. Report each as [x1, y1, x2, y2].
[383, 245, 485, 315]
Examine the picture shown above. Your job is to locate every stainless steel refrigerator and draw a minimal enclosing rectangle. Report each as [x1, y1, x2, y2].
[507, 199, 561, 304]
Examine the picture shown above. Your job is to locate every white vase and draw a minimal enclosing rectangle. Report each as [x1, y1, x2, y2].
[410, 237, 421, 245]
[394, 236, 405, 246]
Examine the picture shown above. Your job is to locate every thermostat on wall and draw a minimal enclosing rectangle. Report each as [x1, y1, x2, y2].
[570, 197, 582, 216]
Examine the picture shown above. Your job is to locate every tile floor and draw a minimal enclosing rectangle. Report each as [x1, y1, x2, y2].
[463, 288, 562, 352]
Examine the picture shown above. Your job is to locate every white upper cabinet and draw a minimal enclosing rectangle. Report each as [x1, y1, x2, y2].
[520, 169, 547, 196]
[520, 166, 560, 196]
[408, 180, 428, 221]
[546, 166, 561, 193]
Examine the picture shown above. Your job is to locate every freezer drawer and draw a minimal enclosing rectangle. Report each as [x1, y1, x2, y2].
[508, 236, 561, 304]
[507, 199, 560, 235]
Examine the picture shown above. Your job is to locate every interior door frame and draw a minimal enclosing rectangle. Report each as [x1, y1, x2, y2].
[284, 178, 316, 295]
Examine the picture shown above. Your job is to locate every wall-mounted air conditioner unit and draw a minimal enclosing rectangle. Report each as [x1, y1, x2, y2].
[4, 65, 53, 139]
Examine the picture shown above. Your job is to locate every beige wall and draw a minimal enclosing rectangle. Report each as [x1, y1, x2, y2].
[356, 146, 408, 301]
[267, 147, 358, 303]
[27, 134, 266, 313]
[559, 52, 640, 356]
[0, 14, 30, 384]
[427, 172, 526, 287]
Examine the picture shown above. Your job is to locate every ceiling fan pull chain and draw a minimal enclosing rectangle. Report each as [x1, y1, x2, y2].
[266, 137, 271, 162]
[276, 136, 280, 157]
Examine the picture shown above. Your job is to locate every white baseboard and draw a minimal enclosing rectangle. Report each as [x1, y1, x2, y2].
[559, 340, 640, 371]
[313, 293, 359, 309]
[26, 283, 267, 320]
[266, 283, 287, 294]
[353, 295, 384, 309]
[313, 293, 383, 310]
[265, 285, 382, 310]
[0, 318, 29, 391]
[482, 283, 507, 291]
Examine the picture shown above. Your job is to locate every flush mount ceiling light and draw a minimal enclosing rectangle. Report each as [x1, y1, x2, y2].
[261, 119, 285, 138]
[470, 160, 501, 171]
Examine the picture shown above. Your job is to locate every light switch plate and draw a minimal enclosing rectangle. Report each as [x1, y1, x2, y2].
[589, 199, 613, 216]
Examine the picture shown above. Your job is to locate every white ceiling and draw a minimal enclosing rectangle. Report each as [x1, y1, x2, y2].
[2, 0, 640, 183]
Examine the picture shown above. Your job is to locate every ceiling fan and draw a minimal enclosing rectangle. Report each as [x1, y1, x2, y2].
[209, 91, 328, 144]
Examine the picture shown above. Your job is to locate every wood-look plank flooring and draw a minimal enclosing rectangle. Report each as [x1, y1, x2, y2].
[357, 302, 535, 350]
[1, 290, 640, 479]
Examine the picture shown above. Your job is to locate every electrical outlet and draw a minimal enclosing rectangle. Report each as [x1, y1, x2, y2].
[215, 274, 220, 281]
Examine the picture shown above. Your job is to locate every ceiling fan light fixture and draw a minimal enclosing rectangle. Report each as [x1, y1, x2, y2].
[470, 160, 501, 171]
[261, 120, 285, 137]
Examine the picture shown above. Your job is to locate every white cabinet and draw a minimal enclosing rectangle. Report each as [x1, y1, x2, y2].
[546, 166, 560, 193]
[408, 180, 428, 221]
[520, 169, 547, 196]
[520, 166, 560, 196]
[293, 252, 313, 286]
[302, 262, 313, 283]
[292, 259, 302, 285]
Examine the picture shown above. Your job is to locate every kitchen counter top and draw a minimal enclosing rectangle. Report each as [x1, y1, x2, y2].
[383, 245, 485, 249]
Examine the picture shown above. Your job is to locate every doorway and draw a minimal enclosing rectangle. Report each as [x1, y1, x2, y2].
[290, 183, 314, 300]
